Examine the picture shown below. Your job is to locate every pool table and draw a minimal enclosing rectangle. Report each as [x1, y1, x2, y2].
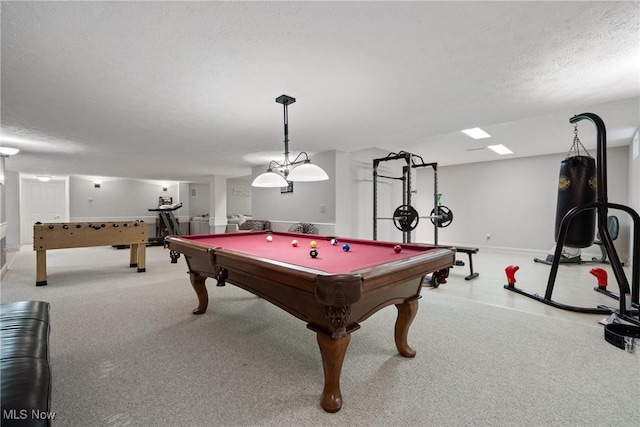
[164, 231, 455, 412]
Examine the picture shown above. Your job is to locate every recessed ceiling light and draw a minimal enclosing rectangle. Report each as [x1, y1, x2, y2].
[487, 144, 513, 155]
[461, 127, 491, 139]
[37, 176, 51, 182]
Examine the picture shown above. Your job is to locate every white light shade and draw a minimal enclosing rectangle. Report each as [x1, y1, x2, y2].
[0, 147, 20, 156]
[287, 163, 329, 182]
[252, 171, 289, 187]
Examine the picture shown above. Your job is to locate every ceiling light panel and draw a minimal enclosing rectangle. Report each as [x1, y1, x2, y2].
[461, 127, 491, 139]
[488, 144, 513, 155]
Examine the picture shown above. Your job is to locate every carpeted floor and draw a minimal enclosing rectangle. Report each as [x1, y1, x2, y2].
[1, 245, 638, 426]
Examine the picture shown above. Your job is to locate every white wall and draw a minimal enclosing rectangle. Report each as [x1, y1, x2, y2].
[2, 142, 636, 262]
[188, 183, 210, 217]
[70, 176, 183, 219]
[334, 151, 352, 237]
[188, 177, 252, 219]
[4, 170, 20, 251]
[345, 148, 408, 241]
[226, 176, 252, 216]
[251, 151, 336, 225]
[68, 176, 189, 234]
[250, 148, 405, 240]
[252, 145, 633, 263]
[414, 146, 631, 261]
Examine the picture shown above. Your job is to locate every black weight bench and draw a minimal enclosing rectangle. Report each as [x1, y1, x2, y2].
[455, 247, 479, 280]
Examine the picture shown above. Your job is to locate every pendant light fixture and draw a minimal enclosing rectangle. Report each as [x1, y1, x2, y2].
[252, 95, 329, 187]
[0, 147, 20, 157]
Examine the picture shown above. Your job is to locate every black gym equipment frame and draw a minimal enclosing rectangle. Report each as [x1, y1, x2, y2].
[505, 113, 640, 325]
[149, 202, 183, 263]
[372, 151, 438, 244]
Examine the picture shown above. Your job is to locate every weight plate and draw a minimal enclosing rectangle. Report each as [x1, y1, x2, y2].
[430, 206, 454, 228]
[393, 204, 419, 232]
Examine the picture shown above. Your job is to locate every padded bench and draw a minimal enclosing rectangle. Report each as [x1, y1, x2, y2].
[1, 301, 53, 426]
[455, 247, 479, 280]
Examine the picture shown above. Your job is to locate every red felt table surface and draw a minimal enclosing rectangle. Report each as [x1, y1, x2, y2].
[184, 232, 434, 275]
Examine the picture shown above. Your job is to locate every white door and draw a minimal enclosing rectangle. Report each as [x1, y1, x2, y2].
[20, 178, 68, 245]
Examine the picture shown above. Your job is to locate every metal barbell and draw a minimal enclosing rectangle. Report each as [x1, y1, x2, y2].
[378, 204, 454, 232]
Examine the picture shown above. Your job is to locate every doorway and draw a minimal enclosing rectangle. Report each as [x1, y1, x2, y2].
[19, 177, 69, 245]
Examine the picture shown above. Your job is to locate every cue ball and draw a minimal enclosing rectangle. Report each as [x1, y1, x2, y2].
[310, 249, 318, 258]
[342, 244, 350, 252]
[266, 235, 273, 242]
[394, 245, 402, 253]
[291, 239, 299, 247]
[330, 238, 338, 246]
[310, 240, 318, 248]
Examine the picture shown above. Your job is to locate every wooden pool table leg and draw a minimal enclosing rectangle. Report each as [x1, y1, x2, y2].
[394, 298, 419, 358]
[189, 274, 209, 314]
[316, 331, 350, 413]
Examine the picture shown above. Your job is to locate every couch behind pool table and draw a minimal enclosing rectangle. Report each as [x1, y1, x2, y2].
[165, 231, 455, 413]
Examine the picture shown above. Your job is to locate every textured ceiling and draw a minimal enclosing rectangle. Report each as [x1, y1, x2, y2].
[1, 1, 638, 182]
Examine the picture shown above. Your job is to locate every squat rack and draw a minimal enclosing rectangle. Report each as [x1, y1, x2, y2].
[373, 151, 438, 243]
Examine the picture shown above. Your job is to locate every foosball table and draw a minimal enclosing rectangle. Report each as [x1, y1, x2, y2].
[33, 221, 148, 286]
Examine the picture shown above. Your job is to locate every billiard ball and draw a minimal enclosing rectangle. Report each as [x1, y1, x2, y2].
[310, 249, 318, 258]
[342, 244, 350, 252]
[266, 235, 273, 242]
[310, 240, 318, 248]
[291, 239, 299, 247]
[330, 238, 338, 246]
[393, 245, 402, 253]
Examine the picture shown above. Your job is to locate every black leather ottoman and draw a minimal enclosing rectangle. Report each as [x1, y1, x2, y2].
[1, 301, 52, 426]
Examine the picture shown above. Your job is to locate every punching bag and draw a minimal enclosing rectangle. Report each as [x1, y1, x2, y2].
[554, 155, 597, 248]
